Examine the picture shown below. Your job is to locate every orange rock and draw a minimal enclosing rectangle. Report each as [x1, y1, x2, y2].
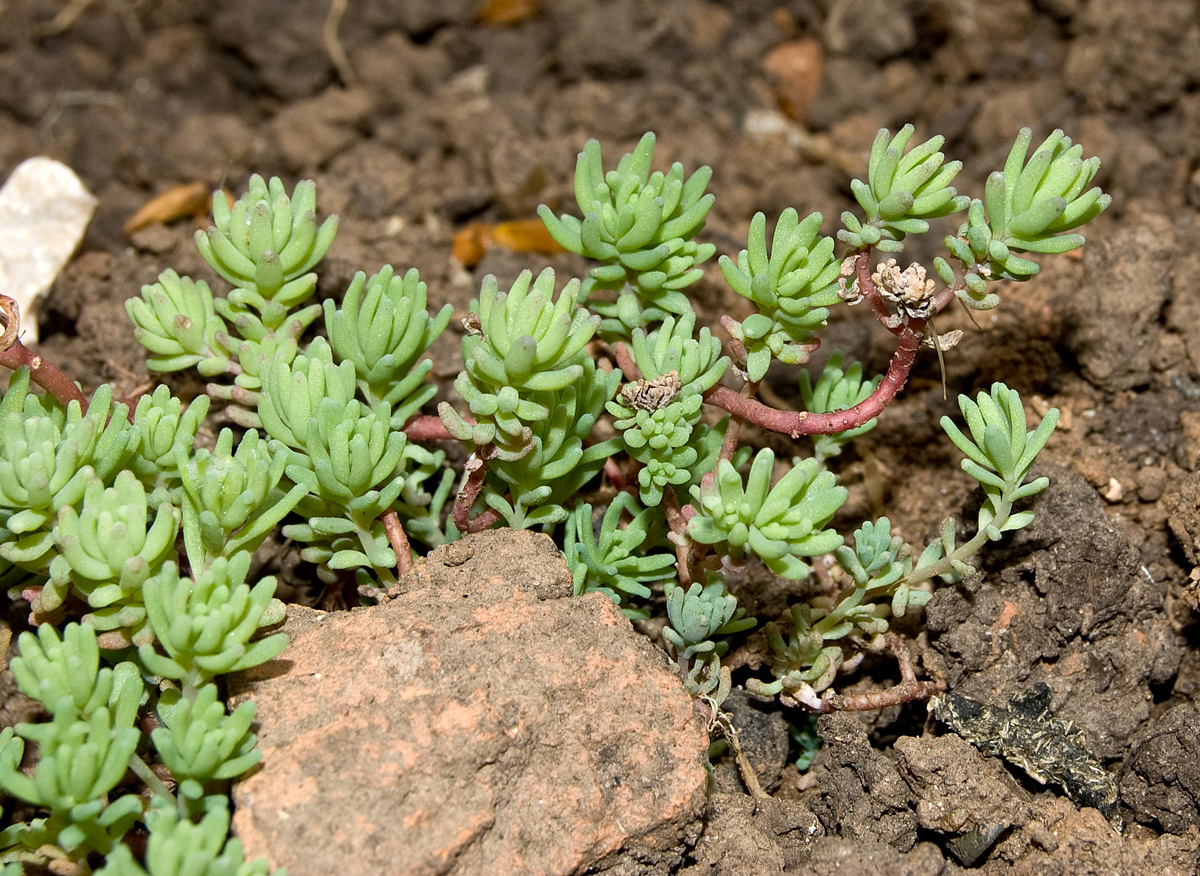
[761, 39, 824, 124]
[229, 530, 708, 876]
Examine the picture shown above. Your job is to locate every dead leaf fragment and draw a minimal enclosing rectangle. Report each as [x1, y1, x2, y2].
[453, 218, 565, 268]
[123, 182, 210, 235]
[761, 39, 824, 123]
[475, 0, 541, 26]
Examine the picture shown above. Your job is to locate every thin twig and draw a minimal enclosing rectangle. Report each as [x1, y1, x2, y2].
[323, 0, 357, 86]
[34, 0, 96, 37]
[661, 486, 694, 585]
[797, 635, 943, 713]
[715, 712, 771, 799]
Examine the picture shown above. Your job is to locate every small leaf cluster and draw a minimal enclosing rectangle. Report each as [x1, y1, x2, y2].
[838, 125, 970, 252]
[563, 493, 675, 619]
[439, 268, 627, 528]
[938, 128, 1111, 306]
[128, 175, 338, 425]
[539, 132, 716, 334]
[719, 209, 842, 380]
[0, 620, 279, 873]
[439, 267, 601, 457]
[688, 448, 847, 580]
[326, 265, 452, 426]
[663, 577, 755, 704]
[607, 312, 729, 504]
[96, 797, 280, 876]
[940, 383, 1057, 542]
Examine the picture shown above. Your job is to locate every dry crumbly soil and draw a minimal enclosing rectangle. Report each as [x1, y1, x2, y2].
[3, 0, 1200, 873]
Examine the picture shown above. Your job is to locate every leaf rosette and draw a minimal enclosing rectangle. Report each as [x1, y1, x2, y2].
[539, 132, 715, 332]
[720, 210, 842, 381]
[688, 448, 846, 579]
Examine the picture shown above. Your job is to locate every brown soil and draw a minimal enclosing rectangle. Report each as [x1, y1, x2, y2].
[3, 0, 1200, 873]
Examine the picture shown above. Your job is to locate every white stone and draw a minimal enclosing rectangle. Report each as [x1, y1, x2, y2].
[0, 157, 98, 343]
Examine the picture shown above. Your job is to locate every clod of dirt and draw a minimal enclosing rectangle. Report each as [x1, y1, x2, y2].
[1120, 702, 1200, 835]
[678, 793, 823, 875]
[807, 712, 919, 852]
[799, 836, 961, 876]
[228, 529, 708, 876]
[1060, 213, 1174, 393]
[925, 464, 1184, 769]
[893, 733, 1033, 865]
[1167, 470, 1200, 566]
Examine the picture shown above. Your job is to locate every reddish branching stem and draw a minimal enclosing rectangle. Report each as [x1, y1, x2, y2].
[661, 486, 695, 585]
[380, 509, 415, 578]
[705, 321, 923, 437]
[0, 295, 88, 412]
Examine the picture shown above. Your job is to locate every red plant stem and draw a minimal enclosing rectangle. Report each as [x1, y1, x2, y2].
[0, 342, 89, 412]
[452, 454, 501, 534]
[1, 291, 87, 408]
[603, 456, 626, 489]
[0, 296, 88, 412]
[705, 319, 924, 437]
[717, 379, 754, 462]
[380, 509, 415, 577]
[403, 414, 459, 441]
[613, 342, 640, 382]
[661, 486, 695, 585]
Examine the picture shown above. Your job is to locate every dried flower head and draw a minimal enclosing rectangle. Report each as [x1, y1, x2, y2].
[618, 370, 682, 412]
[873, 258, 937, 319]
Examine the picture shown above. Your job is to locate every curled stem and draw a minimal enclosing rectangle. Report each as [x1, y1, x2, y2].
[452, 453, 502, 534]
[706, 322, 923, 437]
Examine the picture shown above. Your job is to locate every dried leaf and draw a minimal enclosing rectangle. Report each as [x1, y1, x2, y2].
[490, 219, 566, 256]
[453, 219, 565, 268]
[453, 223, 490, 268]
[123, 182, 210, 235]
[475, 0, 541, 26]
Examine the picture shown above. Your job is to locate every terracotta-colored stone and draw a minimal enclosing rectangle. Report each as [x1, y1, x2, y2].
[761, 39, 824, 124]
[229, 529, 708, 876]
